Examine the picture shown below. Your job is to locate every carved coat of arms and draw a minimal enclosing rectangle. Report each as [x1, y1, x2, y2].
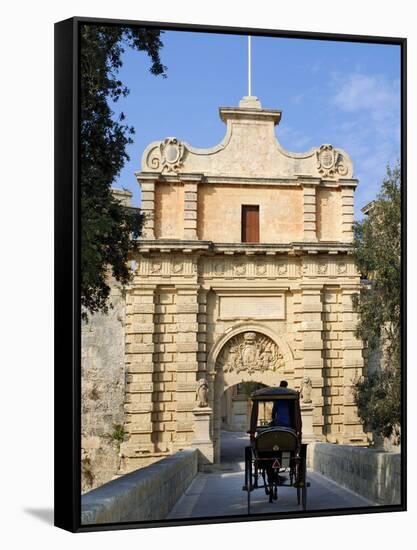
[217, 332, 284, 375]
[316, 144, 348, 177]
[146, 137, 185, 173]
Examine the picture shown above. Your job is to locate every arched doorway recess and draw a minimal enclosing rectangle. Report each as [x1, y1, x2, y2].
[207, 324, 294, 462]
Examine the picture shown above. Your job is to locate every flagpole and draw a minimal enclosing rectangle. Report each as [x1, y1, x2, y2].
[248, 35, 252, 96]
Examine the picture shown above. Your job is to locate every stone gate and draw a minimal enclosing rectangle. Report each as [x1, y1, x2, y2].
[119, 95, 368, 474]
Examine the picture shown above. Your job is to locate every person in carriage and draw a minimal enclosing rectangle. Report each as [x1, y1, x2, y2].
[244, 379, 308, 511]
[271, 380, 292, 428]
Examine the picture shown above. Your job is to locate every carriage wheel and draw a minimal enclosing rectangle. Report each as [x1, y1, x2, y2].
[302, 485, 307, 510]
[266, 467, 276, 503]
[300, 456, 307, 511]
[244, 446, 252, 514]
[293, 459, 302, 505]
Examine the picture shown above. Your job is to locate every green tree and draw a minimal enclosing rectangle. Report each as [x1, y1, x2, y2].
[80, 25, 166, 319]
[352, 161, 401, 440]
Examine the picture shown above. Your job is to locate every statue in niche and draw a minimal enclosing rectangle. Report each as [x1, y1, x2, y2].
[196, 378, 209, 407]
[217, 332, 284, 375]
[301, 376, 313, 403]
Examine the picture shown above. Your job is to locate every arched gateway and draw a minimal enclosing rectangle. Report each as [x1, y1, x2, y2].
[115, 95, 368, 474]
[208, 326, 294, 461]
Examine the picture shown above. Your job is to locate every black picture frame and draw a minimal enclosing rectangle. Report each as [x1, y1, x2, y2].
[54, 16, 407, 533]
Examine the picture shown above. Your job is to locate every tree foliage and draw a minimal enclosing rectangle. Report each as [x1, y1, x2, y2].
[352, 161, 401, 439]
[80, 25, 166, 319]
[353, 369, 401, 439]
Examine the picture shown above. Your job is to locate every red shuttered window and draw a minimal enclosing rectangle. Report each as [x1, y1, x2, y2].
[242, 205, 259, 243]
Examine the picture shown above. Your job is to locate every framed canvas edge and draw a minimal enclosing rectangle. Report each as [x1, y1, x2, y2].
[54, 17, 81, 533]
[53, 15, 407, 534]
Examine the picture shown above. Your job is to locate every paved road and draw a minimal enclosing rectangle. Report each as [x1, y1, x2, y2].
[167, 431, 375, 519]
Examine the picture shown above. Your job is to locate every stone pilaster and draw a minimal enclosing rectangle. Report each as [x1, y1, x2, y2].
[137, 174, 156, 239]
[172, 285, 200, 452]
[153, 287, 178, 454]
[182, 175, 201, 240]
[291, 289, 304, 390]
[341, 187, 354, 243]
[197, 288, 208, 375]
[300, 284, 324, 440]
[302, 185, 318, 242]
[340, 286, 368, 444]
[121, 284, 157, 472]
[322, 288, 343, 442]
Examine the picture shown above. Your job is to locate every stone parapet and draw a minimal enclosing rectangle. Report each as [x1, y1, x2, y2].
[307, 443, 401, 505]
[81, 448, 199, 525]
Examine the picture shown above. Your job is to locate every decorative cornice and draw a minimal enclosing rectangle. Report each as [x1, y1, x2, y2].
[134, 239, 353, 255]
[135, 172, 358, 188]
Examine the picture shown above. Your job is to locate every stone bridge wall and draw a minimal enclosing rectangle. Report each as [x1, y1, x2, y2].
[81, 283, 126, 492]
[308, 442, 401, 505]
[81, 448, 199, 525]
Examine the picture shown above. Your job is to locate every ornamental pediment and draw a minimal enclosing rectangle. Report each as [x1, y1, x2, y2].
[140, 96, 354, 181]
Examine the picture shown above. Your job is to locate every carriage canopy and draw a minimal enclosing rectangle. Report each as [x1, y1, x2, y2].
[249, 386, 302, 435]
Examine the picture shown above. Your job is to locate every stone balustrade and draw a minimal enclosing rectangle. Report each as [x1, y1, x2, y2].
[81, 448, 198, 525]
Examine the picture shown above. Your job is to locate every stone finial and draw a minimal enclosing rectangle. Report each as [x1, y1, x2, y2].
[196, 378, 209, 408]
[301, 376, 313, 403]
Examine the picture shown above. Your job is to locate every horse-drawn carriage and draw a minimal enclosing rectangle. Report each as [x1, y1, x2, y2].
[243, 385, 309, 513]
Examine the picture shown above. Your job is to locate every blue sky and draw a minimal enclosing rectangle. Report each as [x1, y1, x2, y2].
[112, 30, 401, 219]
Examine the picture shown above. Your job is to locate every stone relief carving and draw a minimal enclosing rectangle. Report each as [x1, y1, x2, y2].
[234, 262, 246, 276]
[203, 259, 307, 279]
[172, 261, 184, 274]
[196, 378, 209, 407]
[150, 260, 162, 273]
[337, 262, 347, 274]
[256, 262, 267, 275]
[214, 262, 225, 275]
[146, 137, 185, 173]
[216, 332, 284, 375]
[316, 144, 349, 178]
[317, 262, 328, 275]
[301, 376, 313, 403]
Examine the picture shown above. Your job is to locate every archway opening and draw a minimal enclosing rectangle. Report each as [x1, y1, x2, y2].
[210, 328, 294, 463]
[220, 382, 267, 464]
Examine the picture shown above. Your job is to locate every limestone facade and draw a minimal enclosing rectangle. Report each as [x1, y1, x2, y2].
[119, 96, 367, 473]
